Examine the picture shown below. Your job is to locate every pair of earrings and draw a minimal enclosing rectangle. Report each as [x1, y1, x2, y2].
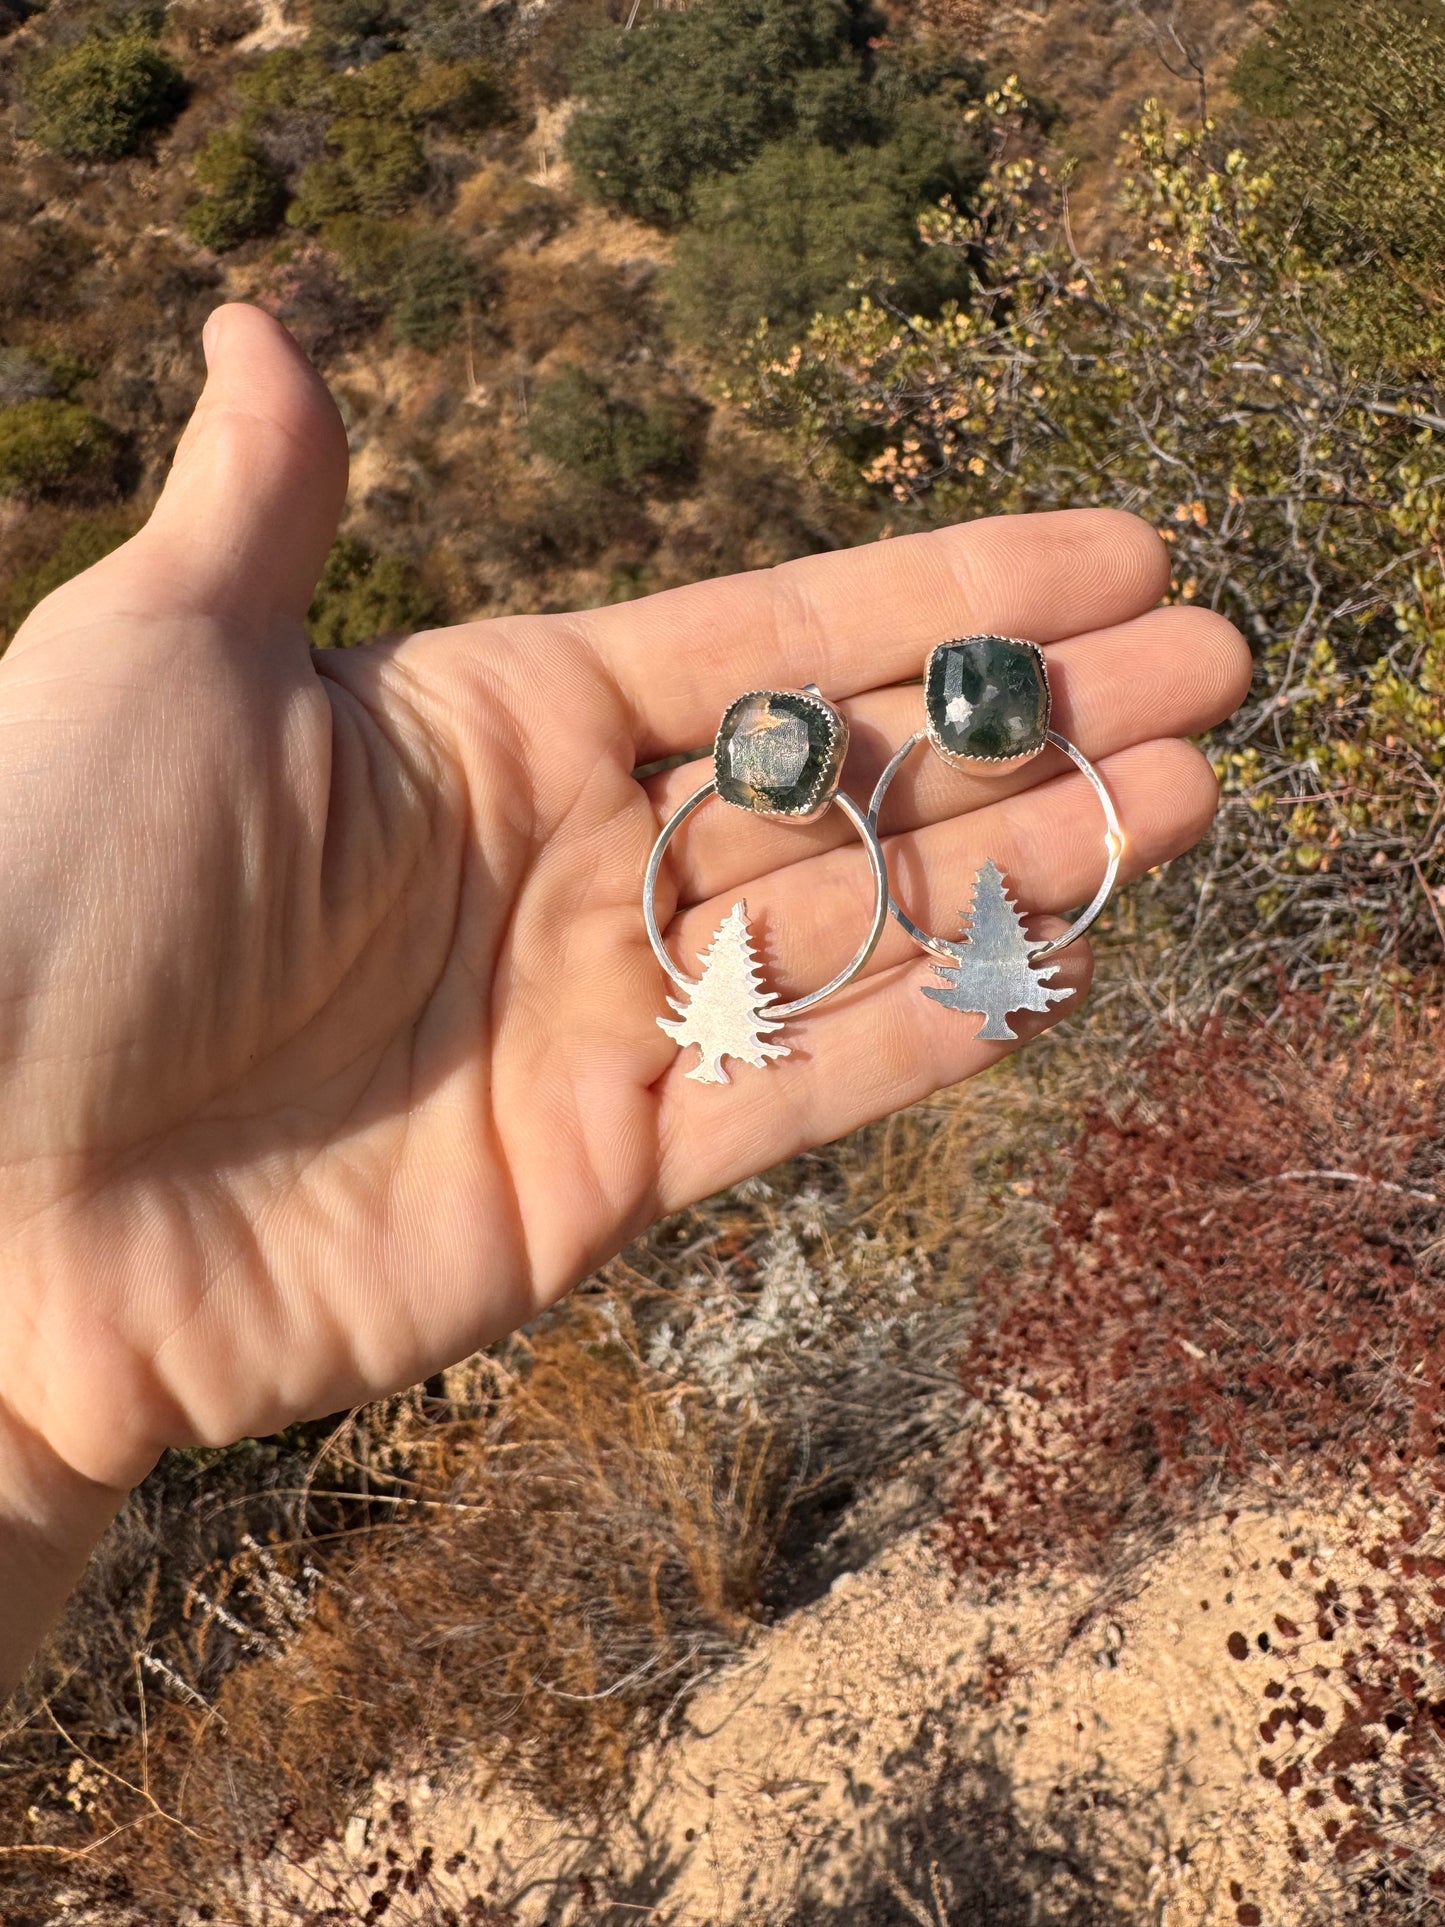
[642, 635, 1124, 1086]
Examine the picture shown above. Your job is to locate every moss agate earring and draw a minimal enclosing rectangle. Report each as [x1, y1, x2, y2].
[644, 687, 888, 1086]
[868, 636, 1124, 1041]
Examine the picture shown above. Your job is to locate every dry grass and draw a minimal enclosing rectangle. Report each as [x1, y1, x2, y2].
[201, 1321, 785, 1844]
[0, 1056, 1072, 1921]
[3, 7, 1437, 1923]
[0, 0, 865, 645]
[0, 1316, 787, 1915]
[7, 995, 1444, 1923]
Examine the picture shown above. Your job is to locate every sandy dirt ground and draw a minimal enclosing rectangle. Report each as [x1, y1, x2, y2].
[250, 1493, 1392, 1926]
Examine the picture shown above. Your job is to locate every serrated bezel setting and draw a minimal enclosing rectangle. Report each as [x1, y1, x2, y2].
[923, 635, 1052, 769]
[713, 686, 850, 819]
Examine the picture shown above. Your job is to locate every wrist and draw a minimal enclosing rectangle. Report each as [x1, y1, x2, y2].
[0, 1398, 130, 1699]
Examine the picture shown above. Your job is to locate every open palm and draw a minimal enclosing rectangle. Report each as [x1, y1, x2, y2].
[0, 307, 1249, 1495]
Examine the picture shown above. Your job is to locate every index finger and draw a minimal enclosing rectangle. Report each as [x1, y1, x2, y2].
[581, 508, 1171, 759]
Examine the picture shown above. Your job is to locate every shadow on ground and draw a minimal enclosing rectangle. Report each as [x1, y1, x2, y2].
[568, 1737, 1152, 1927]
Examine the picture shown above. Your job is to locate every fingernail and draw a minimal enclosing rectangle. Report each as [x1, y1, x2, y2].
[202, 307, 225, 367]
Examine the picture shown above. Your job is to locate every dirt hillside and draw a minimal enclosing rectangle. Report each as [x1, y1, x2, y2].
[242, 1487, 1417, 1925]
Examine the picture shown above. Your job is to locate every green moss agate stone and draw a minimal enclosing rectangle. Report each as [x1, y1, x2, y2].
[714, 689, 846, 816]
[925, 636, 1051, 765]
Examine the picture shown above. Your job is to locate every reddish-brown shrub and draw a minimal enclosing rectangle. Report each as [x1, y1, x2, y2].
[1227, 1534, 1445, 1919]
[944, 996, 1445, 1915]
[946, 995, 1445, 1585]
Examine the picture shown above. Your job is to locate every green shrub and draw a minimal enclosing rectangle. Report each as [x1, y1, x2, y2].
[2, 511, 135, 638]
[170, 0, 261, 54]
[402, 0, 503, 62]
[318, 46, 503, 131]
[28, 30, 186, 162]
[82, 2, 168, 31]
[1232, 0, 1445, 371]
[291, 118, 428, 224]
[287, 157, 355, 229]
[184, 129, 286, 251]
[401, 56, 506, 133]
[308, 0, 406, 55]
[284, 53, 497, 228]
[317, 213, 410, 296]
[316, 217, 480, 349]
[527, 365, 697, 491]
[235, 45, 335, 124]
[0, 400, 117, 498]
[670, 126, 976, 349]
[390, 231, 478, 350]
[335, 117, 429, 211]
[563, 0, 875, 227]
[245, 47, 502, 231]
[307, 535, 440, 648]
[0, 347, 88, 406]
[527, 0, 617, 106]
[327, 49, 421, 121]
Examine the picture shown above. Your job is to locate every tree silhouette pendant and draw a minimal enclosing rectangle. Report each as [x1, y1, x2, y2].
[922, 860, 1073, 1041]
[658, 901, 791, 1085]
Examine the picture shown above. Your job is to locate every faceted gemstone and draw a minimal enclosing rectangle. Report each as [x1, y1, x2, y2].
[925, 635, 1050, 765]
[715, 689, 847, 816]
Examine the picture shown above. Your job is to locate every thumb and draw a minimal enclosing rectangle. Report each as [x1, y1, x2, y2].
[139, 303, 350, 632]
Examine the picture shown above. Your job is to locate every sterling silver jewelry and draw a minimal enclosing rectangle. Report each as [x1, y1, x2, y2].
[867, 635, 1123, 1040]
[644, 686, 888, 1086]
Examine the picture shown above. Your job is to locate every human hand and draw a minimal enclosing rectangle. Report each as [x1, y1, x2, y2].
[0, 306, 1248, 1582]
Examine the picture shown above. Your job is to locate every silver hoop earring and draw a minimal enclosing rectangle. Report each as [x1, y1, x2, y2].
[867, 636, 1123, 1041]
[644, 686, 889, 1086]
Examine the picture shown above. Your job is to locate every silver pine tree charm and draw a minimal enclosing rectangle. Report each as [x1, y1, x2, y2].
[658, 900, 791, 1085]
[922, 860, 1074, 1040]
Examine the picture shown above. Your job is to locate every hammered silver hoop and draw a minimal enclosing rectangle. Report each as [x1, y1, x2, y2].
[644, 782, 888, 1017]
[867, 727, 1124, 966]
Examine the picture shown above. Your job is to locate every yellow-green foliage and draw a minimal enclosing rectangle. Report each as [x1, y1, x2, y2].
[230, 40, 503, 341]
[286, 56, 426, 224]
[243, 46, 504, 234]
[184, 129, 285, 251]
[742, 78, 1445, 979]
[527, 364, 699, 491]
[308, 0, 403, 47]
[1232, 0, 1445, 374]
[3, 513, 135, 638]
[28, 30, 186, 162]
[399, 56, 505, 133]
[234, 45, 336, 126]
[0, 400, 117, 498]
[291, 119, 428, 225]
[307, 535, 440, 648]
